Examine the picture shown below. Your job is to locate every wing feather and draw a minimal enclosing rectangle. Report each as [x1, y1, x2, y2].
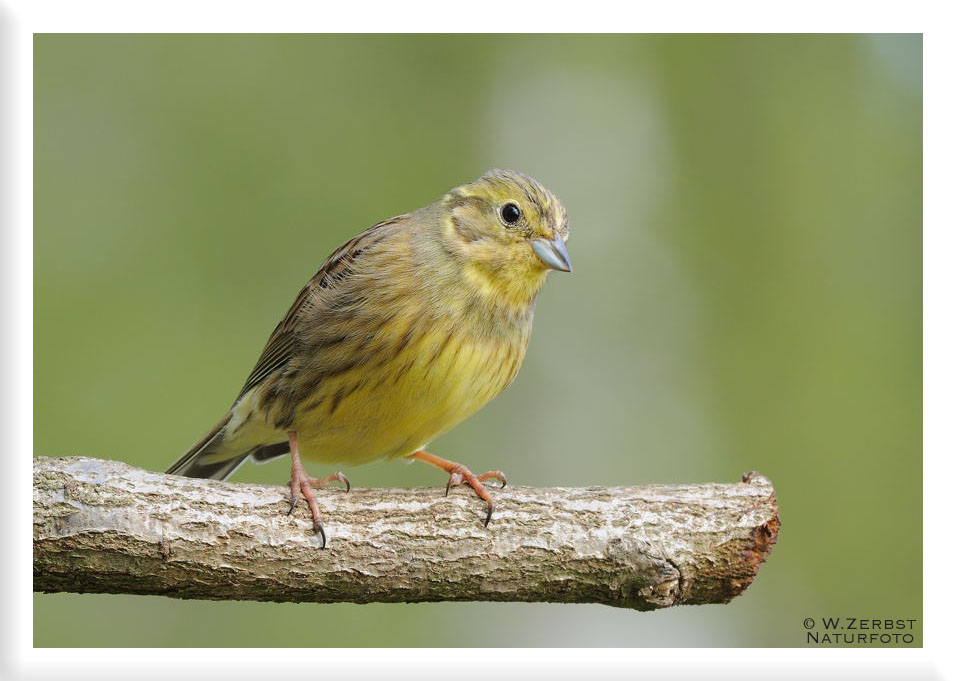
[235, 215, 406, 399]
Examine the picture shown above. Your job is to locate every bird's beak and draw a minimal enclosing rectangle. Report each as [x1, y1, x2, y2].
[531, 235, 573, 273]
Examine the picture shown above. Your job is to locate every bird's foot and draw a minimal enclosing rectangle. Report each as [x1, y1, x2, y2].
[286, 431, 350, 548]
[410, 450, 506, 527]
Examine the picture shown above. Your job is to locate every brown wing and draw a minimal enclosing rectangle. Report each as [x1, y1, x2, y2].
[235, 215, 406, 399]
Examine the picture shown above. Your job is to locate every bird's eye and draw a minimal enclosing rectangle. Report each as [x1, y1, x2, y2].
[500, 202, 522, 225]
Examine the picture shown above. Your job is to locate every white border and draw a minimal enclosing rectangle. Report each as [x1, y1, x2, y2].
[4, 0, 935, 33]
[7, 1, 944, 679]
[922, 19, 952, 681]
[5, 0, 36, 676]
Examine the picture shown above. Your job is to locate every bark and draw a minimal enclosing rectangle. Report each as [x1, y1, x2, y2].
[33, 456, 780, 610]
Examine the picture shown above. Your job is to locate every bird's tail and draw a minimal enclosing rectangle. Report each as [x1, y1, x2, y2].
[166, 415, 292, 481]
[166, 415, 248, 481]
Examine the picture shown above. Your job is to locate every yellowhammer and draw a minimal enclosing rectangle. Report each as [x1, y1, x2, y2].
[167, 169, 571, 546]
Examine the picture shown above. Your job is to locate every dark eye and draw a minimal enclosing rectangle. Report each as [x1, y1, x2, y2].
[500, 202, 522, 225]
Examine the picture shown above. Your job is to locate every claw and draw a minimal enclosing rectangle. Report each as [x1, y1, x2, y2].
[484, 501, 495, 527]
[445, 471, 463, 496]
[477, 470, 507, 489]
[308, 471, 351, 493]
[314, 520, 327, 549]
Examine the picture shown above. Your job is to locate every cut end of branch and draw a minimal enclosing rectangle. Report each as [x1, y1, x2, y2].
[729, 471, 781, 598]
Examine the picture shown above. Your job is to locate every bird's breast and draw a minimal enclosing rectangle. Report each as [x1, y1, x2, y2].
[289, 300, 533, 466]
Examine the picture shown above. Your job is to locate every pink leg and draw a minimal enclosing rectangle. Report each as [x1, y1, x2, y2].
[287, 430, 350, 548]
[409, 450, 507, 527]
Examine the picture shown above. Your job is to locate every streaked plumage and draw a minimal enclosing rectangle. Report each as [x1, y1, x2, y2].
[167, 169, 571, 544]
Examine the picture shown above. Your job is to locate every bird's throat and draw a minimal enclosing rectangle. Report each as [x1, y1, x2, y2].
[459, 260, 543, 326]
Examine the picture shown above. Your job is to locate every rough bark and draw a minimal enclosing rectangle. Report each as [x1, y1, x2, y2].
[33, 456, 780, 610]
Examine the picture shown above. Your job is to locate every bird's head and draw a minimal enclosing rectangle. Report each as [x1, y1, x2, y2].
[439, 169, 571, 304]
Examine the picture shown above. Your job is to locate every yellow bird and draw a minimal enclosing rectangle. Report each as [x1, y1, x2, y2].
[167, 169, 571, 546]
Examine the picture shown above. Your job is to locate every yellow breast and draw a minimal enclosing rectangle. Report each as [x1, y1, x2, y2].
[291, 322, 528, 465]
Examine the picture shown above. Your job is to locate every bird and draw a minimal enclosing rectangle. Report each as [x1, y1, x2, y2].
[166, 169, 571, 547]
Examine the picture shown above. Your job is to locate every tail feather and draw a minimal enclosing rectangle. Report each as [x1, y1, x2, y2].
[167, 416, 292, 481]
[250, 442, 291, 464]
[166, 415, 248, 481]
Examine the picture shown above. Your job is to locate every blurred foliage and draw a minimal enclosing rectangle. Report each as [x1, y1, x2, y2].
[34, 34, 921, 647]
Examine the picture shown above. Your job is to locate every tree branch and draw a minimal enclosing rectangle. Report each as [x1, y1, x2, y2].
[33, 456, 779, 610]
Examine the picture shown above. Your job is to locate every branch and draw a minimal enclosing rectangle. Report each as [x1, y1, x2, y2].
[33, 456, 779, 610]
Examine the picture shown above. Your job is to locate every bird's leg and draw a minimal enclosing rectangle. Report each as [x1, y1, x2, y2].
[286, 430, 350, 548]
[409, 450, 506, 527]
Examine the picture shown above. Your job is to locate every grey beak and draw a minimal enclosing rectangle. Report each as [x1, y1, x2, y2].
[531, 235, 573, 273]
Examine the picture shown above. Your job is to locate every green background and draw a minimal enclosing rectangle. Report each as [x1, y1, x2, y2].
[34, 34, 922, 647]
